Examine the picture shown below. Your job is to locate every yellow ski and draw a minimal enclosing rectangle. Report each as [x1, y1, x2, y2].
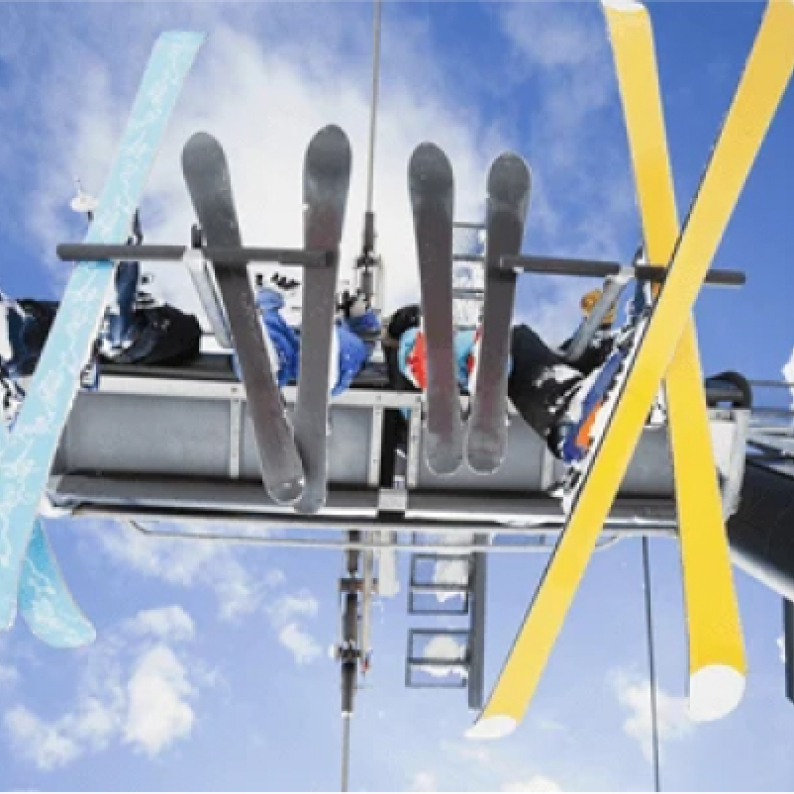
[603, 0, 746, 722]
[468, 0, 794, 739]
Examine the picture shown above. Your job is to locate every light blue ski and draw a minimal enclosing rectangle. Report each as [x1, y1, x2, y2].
[0, 416, 95, 647]
[0, 31, 205, 629]
[18, 518, 97, 648]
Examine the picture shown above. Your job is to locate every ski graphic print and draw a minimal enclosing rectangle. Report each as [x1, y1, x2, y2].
[468, 0, 794, 739]
[409, 143, 464, 476]
[182, 132, 305, 507]
[465, 154, 530, 474]
[0, 31, 205, 629]
[0, 417, 95, 647]
[602, 0, 745, 721]
[294, 125, 352, 514]
[18, 520, 96, 648]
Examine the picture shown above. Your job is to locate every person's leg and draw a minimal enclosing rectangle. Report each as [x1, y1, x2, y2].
[507, 324, 583, 444]
[103, 260, 142, 354]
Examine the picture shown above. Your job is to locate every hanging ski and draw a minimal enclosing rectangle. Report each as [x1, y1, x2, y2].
[603, 0, 746, 722]
[408, 143, 464, 476]
[468, 0, 794, 739]
[293, 125, 352, 515]
[182, 132, 305, 507]
[465, 154, 530, 474]
[18, 521, 96, 648]
[0, 410, 95, 647]
[0, 31, 205, 629]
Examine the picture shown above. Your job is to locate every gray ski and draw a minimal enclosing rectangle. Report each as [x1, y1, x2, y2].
[294, 125, 352, 514]
[409, 143, 463, 476]
[465, 154, 530, 474]
[182, 132, 305, 506]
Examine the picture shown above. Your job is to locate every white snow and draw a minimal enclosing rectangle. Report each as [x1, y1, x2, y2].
[688, 664, 745, 722]
[465, 715, 517, 740]
[782, 346, 794, 413]
[602, 0, 644, 13]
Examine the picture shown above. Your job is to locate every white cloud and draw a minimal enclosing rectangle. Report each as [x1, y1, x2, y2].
[123, 644, 195, 756]
[0, 661, 19, 688]
[277, 623, 322, 666]
[127, 605, 195, 643]
[409, 771, 438, 792]
[612, 670, 694, 759]
[91, 521, 264, 622]
[782, 350, 794, 411]
[269, 590, 319, 625]
[502, 777, 562, 793]
[4, 706, 81, 771]
[268, 590, 323, 665]
[4, 605, 203, 770]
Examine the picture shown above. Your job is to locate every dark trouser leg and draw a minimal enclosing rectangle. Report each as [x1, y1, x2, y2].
[507, 324, 581, 445]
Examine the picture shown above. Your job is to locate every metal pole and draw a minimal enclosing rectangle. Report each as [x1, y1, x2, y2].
[341, 714, 351, 792]
[641, 538, 661, 793]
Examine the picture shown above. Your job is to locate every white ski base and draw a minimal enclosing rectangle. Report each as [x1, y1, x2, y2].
[465, 714, 516, 740]
[689, 664, 745, 722]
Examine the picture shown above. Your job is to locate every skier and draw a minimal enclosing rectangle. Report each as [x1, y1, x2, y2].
[0, 214, 202, 424]
[246, 274, 381, 396]
[384, 283, 634, 464]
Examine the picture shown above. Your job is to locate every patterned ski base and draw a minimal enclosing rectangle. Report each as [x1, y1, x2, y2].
[182, 132, 305, 506]
[18, 524, 96, 648]
[466, 154, 530, 474]
[469, 0, 794, 739]
[0, 416, 94, 647]
[409, 143, 464, 476]
[294, 125, 352, 515]
[0, 31, 205, 629]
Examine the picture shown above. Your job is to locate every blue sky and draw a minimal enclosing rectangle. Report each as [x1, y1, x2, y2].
[0, 1, 793, 791]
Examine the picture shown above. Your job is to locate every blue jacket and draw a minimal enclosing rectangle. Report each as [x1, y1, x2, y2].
[235, 288, 379, 396]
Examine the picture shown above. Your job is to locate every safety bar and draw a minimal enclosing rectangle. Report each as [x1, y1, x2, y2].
[501, 254, 745, 286]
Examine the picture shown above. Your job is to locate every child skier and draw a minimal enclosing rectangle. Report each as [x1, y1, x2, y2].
[385, 283, 633, 465]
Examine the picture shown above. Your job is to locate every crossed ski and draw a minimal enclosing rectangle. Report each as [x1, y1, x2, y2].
[467, 0, 794, 739]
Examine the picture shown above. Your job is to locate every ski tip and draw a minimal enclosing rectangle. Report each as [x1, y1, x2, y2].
[688, 664, 745, 722]
[308, 125, 352, 163]
[37, 622, 98, 650]
[181, 131, 227, 178]
[601, 0, 645, 13]
[409, 142, 453, 186]
[465, 714, 517, 741]
[159, 31, 207, 42]
[487, 152, 530, 206]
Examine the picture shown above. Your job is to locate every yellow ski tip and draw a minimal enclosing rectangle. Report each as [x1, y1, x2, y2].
[601, 0, 645, 12]
[689, 664, 746, 722]
[465, 715, 517, 740]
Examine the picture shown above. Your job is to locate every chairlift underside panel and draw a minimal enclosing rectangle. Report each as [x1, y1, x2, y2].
[48, 355, 748, 530]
